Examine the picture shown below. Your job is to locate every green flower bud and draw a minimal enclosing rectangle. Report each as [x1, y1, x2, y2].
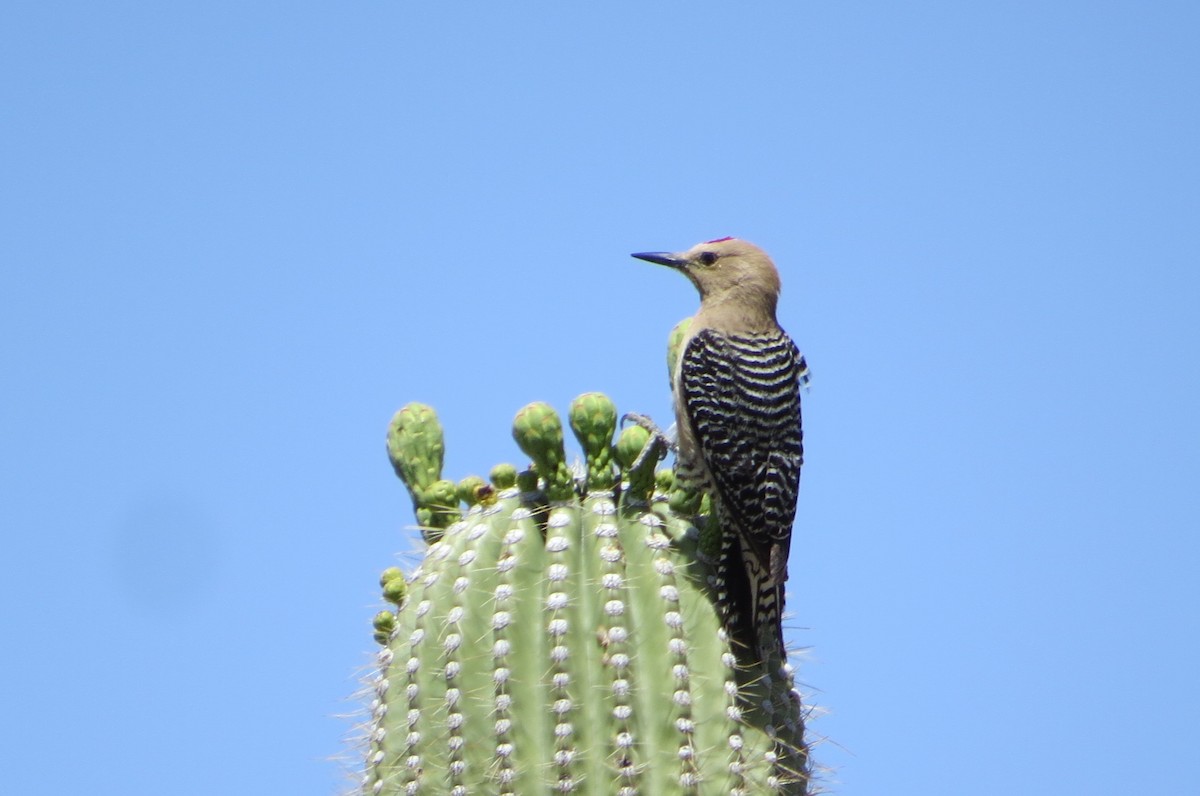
[386, 403, 444, 495]
[379, 567, 404, 588]
[568, 392, 618, 492]
[489, 463, 518, 490]
[381, 576, 407, 607]
[457, 475, 487, 507]
[512, 402, 573, 501]
[666, 317, 692, 385]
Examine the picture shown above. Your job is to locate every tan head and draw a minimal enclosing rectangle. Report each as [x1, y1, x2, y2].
[632, 237, 782, 322]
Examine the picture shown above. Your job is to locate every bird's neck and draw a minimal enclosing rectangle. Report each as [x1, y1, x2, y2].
[697, 291, 780, 336]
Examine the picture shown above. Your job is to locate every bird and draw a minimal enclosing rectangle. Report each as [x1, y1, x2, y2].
[632, 237, 808, 665]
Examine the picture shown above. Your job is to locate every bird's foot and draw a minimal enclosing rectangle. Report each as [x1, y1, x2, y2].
[620, 412, 676, 471]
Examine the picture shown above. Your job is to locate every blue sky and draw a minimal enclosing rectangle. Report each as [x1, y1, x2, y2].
[3, 2, 1197, 793]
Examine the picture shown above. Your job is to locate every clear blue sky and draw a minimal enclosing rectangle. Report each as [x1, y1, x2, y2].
[3, 2, 1197, 793]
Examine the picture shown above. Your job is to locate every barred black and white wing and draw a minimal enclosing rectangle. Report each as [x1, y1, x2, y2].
[679, 327, 806, 660]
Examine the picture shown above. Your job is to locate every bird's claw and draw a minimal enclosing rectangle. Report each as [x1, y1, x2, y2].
[620, 412, 676, 471]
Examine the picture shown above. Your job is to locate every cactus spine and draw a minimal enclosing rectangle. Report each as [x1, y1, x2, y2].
[358, 328, 810, 795]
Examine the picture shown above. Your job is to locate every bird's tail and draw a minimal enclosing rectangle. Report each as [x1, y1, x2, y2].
[715, 509, 786, 666]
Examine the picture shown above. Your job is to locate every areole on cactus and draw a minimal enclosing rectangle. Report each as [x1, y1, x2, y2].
[357, 322, 811, 796]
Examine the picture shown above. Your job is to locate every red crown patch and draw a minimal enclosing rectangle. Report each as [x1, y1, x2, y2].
[705, 236, 734, 243]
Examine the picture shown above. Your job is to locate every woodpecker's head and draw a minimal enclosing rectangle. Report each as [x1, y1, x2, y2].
[632, 237, 782, 315]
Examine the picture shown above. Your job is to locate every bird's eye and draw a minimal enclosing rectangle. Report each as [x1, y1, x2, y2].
[697, 251, 718, 266]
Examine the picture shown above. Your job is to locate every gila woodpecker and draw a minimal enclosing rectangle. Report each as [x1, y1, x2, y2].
[632, 238, 808, 664]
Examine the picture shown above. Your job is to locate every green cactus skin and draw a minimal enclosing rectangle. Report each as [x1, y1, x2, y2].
[361, 395, 810, 795]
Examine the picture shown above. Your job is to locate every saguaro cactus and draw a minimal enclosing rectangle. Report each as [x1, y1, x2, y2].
[355, 323, 810, 795]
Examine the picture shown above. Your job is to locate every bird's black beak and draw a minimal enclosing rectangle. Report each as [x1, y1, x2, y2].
[631, 251, 687, 269]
